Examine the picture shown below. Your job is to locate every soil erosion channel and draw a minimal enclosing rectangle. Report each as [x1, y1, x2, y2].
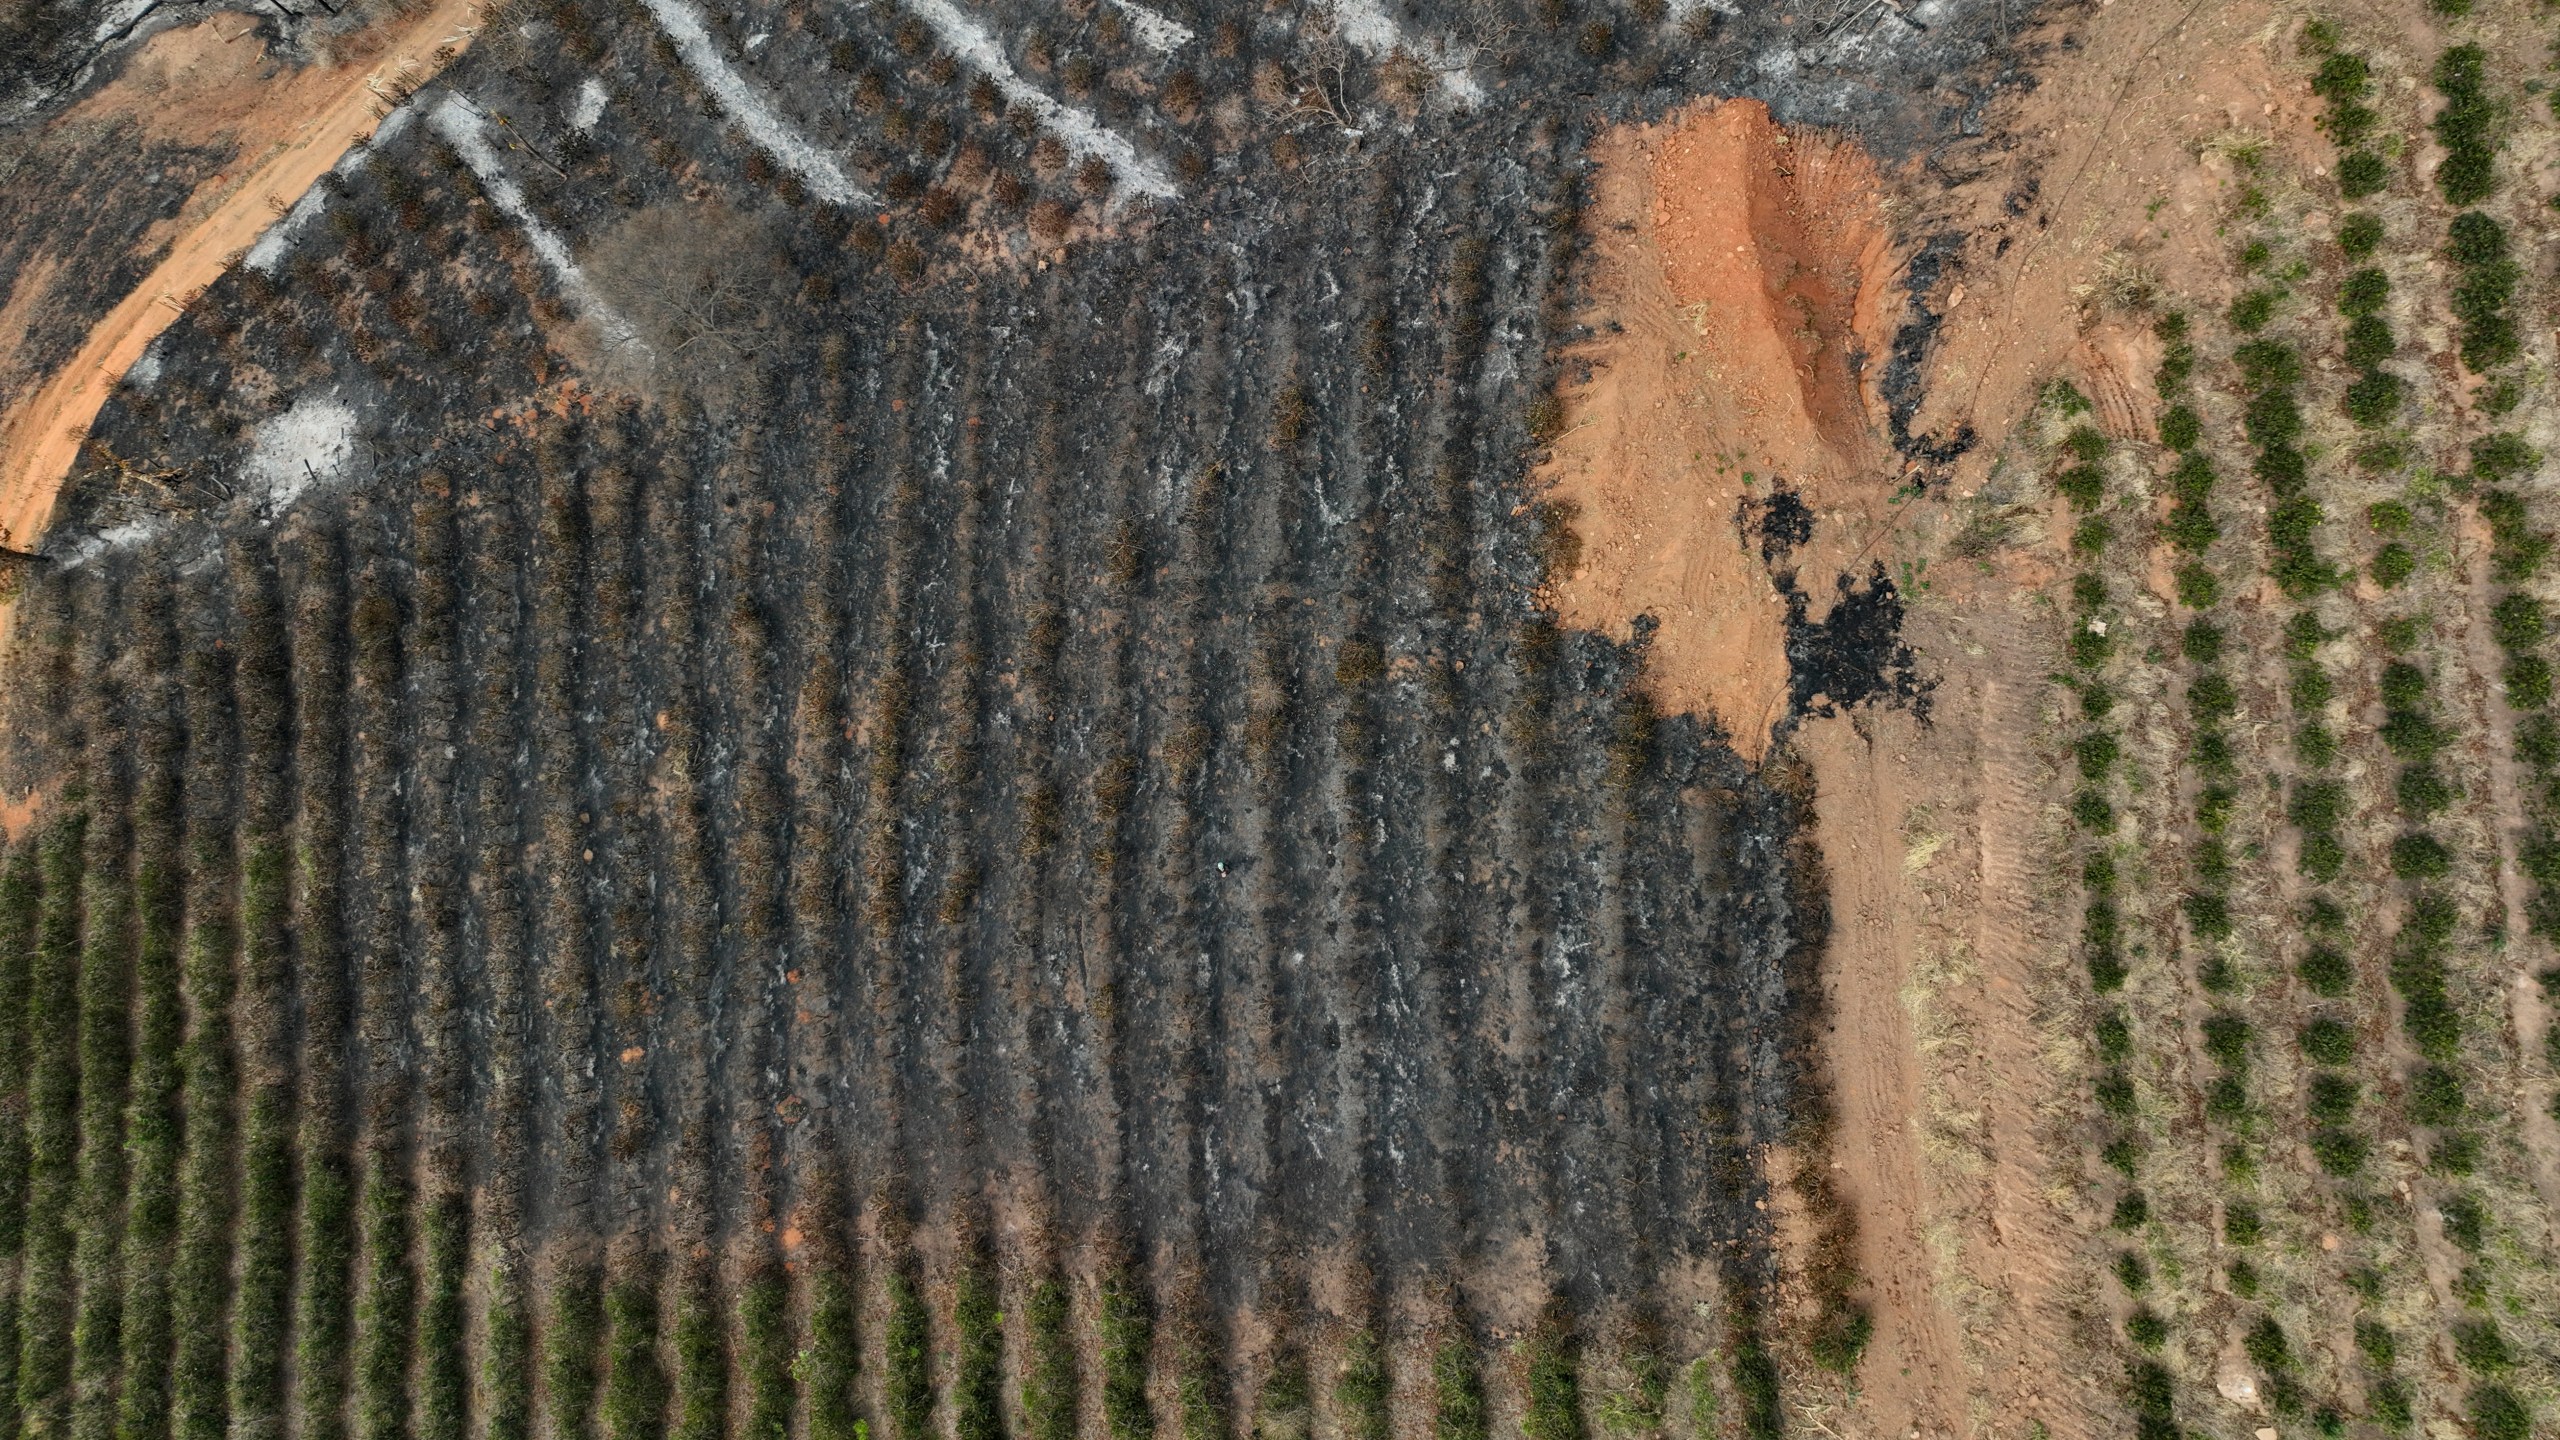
[0, 0, 482, 556]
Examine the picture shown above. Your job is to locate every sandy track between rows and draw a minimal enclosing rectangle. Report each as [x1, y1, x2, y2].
[0, 0, 482, 556]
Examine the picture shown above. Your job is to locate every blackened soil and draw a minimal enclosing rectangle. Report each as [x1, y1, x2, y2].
[0, 116, 226, 408]
[1741, 482, 1818, 566]
[1880, 231, 1978, 472]
[1782, 561, 1934, 726]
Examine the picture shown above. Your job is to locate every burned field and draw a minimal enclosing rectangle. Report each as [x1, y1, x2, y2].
[5, 351, 1829, 1439]
[0, 0, 2012, 1435]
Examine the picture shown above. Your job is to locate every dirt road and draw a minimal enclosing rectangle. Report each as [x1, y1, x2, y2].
[0, 0, 483, 555]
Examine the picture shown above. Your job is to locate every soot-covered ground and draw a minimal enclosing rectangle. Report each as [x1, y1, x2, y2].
[0, 0, 2002, 1428]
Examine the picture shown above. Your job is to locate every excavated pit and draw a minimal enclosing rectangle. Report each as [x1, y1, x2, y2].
[1534, 98, 1917, 761]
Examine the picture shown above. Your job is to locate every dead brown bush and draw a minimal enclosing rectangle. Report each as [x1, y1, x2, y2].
[1162, 69, 1203, 122]
[1379, 51, 1432, 109]
[1028, 199, 1074, 244]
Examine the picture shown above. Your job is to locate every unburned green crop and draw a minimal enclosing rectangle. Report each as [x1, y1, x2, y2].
[2300, 1020, 2355, 1066]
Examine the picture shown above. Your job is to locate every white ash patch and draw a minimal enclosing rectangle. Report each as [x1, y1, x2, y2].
[635, 0, 870, 204]
[90, 0, 157, 43]
[125, 342, 163, 391]
[367, 102, 416, 151]
[95, 518, 160, 550]
[245, 184, 330, 274]
[1320, 0, 1483, 106]
[571, 76, 608, 130]
[1107, 0, 1193, 52]
[429, 96, 647, 356]
[247, 391, 357, 511]
[60, 518, 163, 570]
[1329, 0, 1485, 106]
[900, 0, 1177, 200]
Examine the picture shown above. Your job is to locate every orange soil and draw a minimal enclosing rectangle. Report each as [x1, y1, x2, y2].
[1796, 581, 2128, 1440]
[1534, 99, 1903, 763]
[0, 778, 54, 843]
[0, 0, 484, 556]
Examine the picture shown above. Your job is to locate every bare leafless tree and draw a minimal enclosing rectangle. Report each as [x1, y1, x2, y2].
[1280, 8, 1363, 130]
[585, 199, 792, 401]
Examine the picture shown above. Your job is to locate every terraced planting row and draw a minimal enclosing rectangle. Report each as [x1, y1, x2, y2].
[2, 351, 1836, 1438]
[2060, 17, 2560, 1440]
[0, 423, 1798, 1440]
